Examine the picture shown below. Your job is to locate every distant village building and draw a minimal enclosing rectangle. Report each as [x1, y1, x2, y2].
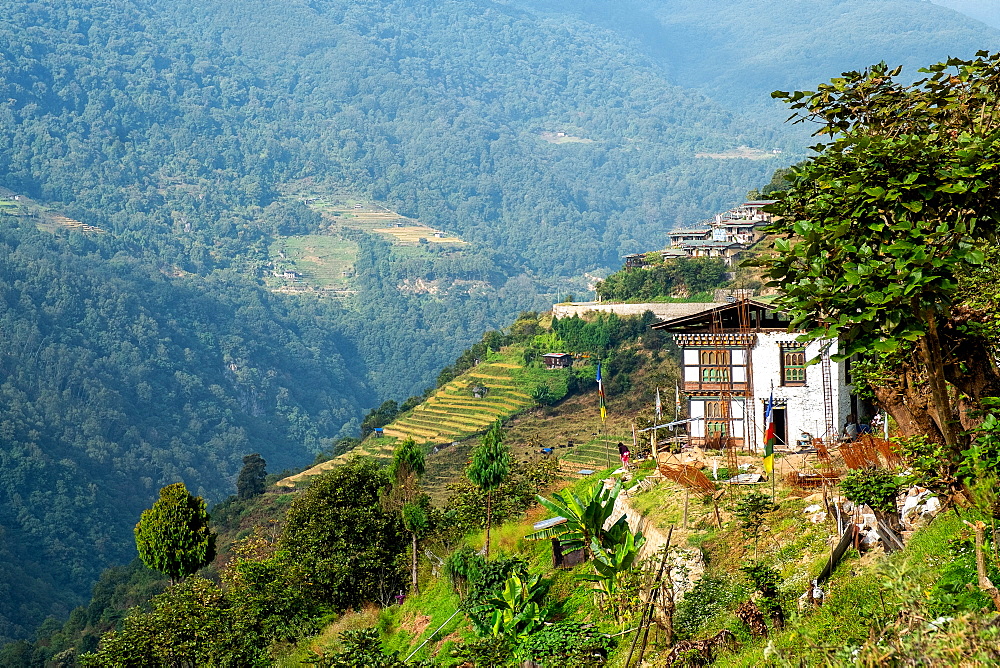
[621, 198, 777, 270]
[658, 248, 688, 261]
[667, 228, 712, 245]
[623, 253, 649, 270]
[711, 219, 759, 245]
[675, 240, 746, 266]
[651, 299, 852, 450]
[542, 353, 573, 369]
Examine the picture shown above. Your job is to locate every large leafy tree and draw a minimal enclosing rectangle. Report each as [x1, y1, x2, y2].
[279, 457, 406, 612]
[764, 52, 1000, 456]
[82, 577, 266, 667]
[134, 483, 217, 583]
[467, 419, 513, 559]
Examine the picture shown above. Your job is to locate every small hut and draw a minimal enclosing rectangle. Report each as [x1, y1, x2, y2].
[542, 353, 573, 369]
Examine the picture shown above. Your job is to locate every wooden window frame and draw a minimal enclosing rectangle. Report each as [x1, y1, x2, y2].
[699, 349, 731, 383]
[781, 345, 806, 386]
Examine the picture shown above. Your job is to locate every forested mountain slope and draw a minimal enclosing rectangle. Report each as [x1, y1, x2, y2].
[0, 217, 375, 641]
[0, 0, 998, 644]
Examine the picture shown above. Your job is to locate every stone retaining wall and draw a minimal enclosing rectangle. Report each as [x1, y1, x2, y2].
[551, 301, 724, 321]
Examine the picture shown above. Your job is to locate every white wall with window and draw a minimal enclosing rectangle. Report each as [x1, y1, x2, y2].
[676, 332, 852, 449]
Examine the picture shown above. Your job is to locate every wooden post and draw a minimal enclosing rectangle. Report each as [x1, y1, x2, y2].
[683, 489, 689, 530]
[625, 526, 674, 668]
[604, 425, 611, 470]
[651, 426, 657, 460]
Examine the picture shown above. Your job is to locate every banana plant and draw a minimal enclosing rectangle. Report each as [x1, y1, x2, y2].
[578, 529, 646, 618]
[531, 480, 628, 558]
[484, 572, 552, 639]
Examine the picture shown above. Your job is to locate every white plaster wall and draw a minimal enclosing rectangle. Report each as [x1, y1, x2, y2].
[745, 333, 850, 450]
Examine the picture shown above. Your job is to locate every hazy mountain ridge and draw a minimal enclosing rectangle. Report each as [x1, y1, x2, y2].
[931, 0, 1000, 29]
[515, 0, 1000, 106]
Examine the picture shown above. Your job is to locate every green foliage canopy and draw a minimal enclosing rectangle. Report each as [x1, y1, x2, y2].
[596, 258, 729, 302]
[279, 458, 406, 612]
[134, 483, 217, 583]
[766, 55, 1000, 357]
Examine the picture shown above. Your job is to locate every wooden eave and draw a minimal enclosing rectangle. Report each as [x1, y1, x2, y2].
[649, 299, 794, 333]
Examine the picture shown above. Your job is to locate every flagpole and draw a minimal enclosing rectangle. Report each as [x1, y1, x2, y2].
[771, 383, 776, 501]
[763, 387, 776, 502]
[597, 361, 610, 470]
[653, 387, 661, 461]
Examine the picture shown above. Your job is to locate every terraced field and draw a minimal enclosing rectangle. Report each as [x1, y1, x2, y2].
[267, 234, 357, 293]
[276, 351, 573, 488]
[382, 362, 534, 445]
[288, 191, 466, 246]
[558, 439, 623, 472]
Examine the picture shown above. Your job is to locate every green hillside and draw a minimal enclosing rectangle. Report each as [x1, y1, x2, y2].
[384, 360, 544, 445]
[2, 0, 999, 648]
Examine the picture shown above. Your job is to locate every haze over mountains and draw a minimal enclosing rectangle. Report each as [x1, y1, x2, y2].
[932, 0, 1000, 29]
[0, 0, 998, 643]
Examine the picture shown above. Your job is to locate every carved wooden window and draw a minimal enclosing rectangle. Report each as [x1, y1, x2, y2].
[699, 349, 731, 383]
[781, 345, 806, 386]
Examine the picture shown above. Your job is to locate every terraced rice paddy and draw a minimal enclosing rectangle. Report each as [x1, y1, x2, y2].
[46, 214, 105, 234]
[382, 362, 534, 445]
[268, 235, 357, 292]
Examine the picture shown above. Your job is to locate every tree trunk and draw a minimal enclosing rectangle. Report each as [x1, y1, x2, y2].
[411, 531, 419, 594]
[970, 520, 1000, 612]
[918, 315, 957, 448]
[485, 490, 492, 559]
[871, 352, 944, 444]
[939, 308, 1000, 431]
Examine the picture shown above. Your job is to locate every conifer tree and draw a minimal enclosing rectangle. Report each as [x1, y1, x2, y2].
[236, 453, 267, 500]
[387, 438, 427, 593]
[467, 419, 512, 559]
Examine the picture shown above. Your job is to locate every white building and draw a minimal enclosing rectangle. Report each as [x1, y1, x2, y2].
[651, 300, 855, 451]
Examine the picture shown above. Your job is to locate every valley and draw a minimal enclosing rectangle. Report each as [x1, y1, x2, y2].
[0, 0, 999, 657]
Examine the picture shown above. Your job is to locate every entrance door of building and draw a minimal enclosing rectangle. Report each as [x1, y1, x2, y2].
[766, 406, 787, 446]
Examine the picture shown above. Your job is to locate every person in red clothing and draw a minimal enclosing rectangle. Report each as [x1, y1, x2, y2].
[617, 442, 630, 467]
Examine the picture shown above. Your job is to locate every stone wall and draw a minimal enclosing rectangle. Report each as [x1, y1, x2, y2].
[551, 301, 724, 320]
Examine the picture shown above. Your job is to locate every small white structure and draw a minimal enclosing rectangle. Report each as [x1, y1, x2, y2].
[651, 300, 853, 450]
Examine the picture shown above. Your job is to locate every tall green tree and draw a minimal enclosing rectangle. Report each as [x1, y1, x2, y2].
[134, 483, 217, 583]
[279, 457, 405, 612]
[386, 438, 428, 594]
[764, 52, 1000, 457]
[236, 454, 268, 500]
[467, 419, 512, 559]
